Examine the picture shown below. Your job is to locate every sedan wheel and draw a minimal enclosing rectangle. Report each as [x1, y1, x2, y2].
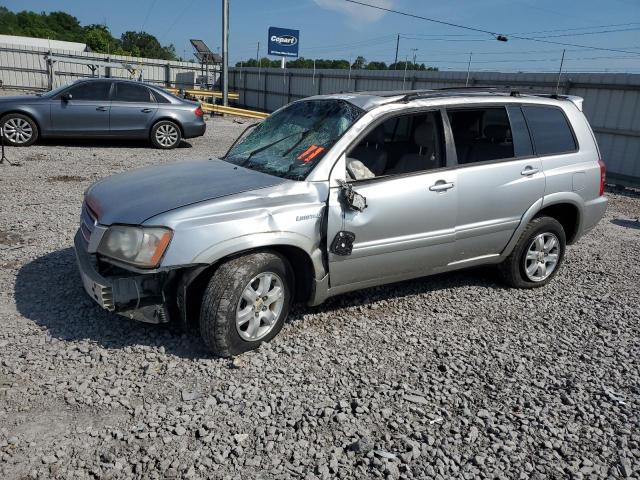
[154, 123, 179, 148]
[1, 114, 38, 146]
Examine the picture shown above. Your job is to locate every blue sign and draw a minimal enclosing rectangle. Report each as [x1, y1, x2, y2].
[268, 27, 299, 58]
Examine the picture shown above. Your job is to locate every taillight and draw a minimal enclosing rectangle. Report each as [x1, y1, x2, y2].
[598, 159, 606, 196]
[194, 106, 204, 118]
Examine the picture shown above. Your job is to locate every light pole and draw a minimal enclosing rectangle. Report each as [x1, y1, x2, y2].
[222, 0, 229, 106]
[411, 48, 418, 69]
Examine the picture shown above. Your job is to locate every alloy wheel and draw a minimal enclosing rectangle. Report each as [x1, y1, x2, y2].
[235, 272, 285, 341]
[3, 117, 33, 144]
[524, 232, 560, 282]
[155, 124, 178, 147]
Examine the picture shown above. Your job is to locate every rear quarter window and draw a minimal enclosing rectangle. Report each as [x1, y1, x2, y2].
[522, 105, 577, 155]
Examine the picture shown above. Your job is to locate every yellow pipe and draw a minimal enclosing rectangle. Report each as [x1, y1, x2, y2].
[166, 88, 239, 100]
[200, 103, 268, 119]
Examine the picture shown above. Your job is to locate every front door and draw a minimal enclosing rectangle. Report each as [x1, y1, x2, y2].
[326, 109, 458, 289]
[109, 82, 158, 137]
[49, 81, 112, 135]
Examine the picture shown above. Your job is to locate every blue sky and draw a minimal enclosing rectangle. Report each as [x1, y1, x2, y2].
[3, 0, 640, 72]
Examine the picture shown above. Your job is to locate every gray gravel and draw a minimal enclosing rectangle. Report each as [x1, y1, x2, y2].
[1, 109, 639, 479]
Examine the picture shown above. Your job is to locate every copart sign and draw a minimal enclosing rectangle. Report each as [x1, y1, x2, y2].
[268, 27, 300, 57]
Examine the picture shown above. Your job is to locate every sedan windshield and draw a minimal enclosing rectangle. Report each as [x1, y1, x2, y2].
[224, 99, 363, 180]
[40, 83, 72, 98]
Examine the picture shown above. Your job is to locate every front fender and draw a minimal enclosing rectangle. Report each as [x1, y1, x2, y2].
[0, 105, 48, 133]
[192, 231, 326, 280]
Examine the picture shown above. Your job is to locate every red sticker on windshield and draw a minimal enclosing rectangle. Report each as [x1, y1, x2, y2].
[298, 145, 324, 162]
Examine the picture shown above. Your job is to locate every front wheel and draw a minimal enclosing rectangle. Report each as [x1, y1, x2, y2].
[1, 113, 38, 146]
[498, 216, 566, 288]
[199, 252, 292, 357]
[151, 120, 181, 149]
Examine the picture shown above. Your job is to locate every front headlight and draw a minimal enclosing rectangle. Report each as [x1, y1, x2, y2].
[98, 225, 173, 268]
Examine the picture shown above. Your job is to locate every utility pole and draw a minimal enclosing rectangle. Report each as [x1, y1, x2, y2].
[555, 49, 566, 95]
[256, 41, 261, 81]
[394, 34, 400, 68]
[402, 55, 408, 89]
[411, 48, 418, 69]
[222, 0, 229, 106]
[465, 52, 472, 86]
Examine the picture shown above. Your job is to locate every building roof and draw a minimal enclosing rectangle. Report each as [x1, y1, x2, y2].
[0, 34, 88, 52]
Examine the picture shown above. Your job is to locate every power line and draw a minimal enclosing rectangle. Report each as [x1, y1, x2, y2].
[140, 0, 157, 32]
[344, 0, 640, 55]
[161, 0, 197, 38]
[343, 0, 502, 37]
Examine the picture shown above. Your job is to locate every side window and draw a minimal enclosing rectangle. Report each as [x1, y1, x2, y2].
[152, 91, 171, 103]
[346, 111, 445, 181]
[113, 83, 155, 103]
[506, 106, 534, 157]
[522, 105, 577, 155]
[448, 107, 515, 165]
[65, 81, 111, 101]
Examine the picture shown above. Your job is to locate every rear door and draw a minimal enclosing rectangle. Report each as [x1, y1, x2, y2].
[49, 81, 112, 135]
[447, 105, 545, 262]
[109, 82, 158, 137]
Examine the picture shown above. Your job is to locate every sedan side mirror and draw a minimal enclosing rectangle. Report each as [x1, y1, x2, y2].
[62, 93, 72, 102]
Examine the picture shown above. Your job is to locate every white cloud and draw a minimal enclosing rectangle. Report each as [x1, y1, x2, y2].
[313, 0, 394, 26]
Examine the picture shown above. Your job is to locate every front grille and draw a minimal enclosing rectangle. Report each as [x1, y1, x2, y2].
[80, 202, 98, 245]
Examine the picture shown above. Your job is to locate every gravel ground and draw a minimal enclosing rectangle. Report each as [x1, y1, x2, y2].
[0, 103, 639, 479]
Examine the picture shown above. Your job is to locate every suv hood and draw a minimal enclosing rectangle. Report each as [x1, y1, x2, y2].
[86, 159, 286, 225]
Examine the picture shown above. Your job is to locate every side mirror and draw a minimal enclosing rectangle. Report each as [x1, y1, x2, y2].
[338, 180, 367, 212]
[62, 93, 72, 102]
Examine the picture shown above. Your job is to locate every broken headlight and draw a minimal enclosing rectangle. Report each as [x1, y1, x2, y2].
[98, 225, 172, 268]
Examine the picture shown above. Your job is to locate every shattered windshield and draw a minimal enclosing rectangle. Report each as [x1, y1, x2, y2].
[224, 99, 363, 180]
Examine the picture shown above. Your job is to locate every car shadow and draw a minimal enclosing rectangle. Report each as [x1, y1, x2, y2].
[35, 138, 193, 149]
[292, 265, 503, 320]
[611, 218, 640, 230]
[15, 247, 502, 358]
[14, 247, 208, 359]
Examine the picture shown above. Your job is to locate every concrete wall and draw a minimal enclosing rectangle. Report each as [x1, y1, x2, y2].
[229, 67, 640, 186]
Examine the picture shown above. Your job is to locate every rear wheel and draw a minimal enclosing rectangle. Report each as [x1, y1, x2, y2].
[498, 216, 566, 288]
[151, 120, 181, 149]
[1, 113, 38, 146]
[199, 252, 292, 357]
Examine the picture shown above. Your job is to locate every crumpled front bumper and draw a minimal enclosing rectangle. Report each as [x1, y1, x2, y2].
[73, 230, 172, 323]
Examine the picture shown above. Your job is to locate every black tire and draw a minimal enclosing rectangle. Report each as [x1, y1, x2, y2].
[150, 120, 181, 149]
[1, 113, 38, 146]
[199, 252, 292, 357]
[498, 215, 566, 288]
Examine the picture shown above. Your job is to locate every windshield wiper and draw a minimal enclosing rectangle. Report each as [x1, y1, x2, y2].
[239, 130, 304, 166]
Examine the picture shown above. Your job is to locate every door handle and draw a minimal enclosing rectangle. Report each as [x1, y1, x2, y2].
[96, 106, 108, 111]
[521, 166, 539, 176]
[429, 181, 455, 192]
[141, 108, 153, 113]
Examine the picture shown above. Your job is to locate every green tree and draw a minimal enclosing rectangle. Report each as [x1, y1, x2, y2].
[0, 6, 177, 60]
[352, 56, 367, 69]
[366, 61, 387, 70]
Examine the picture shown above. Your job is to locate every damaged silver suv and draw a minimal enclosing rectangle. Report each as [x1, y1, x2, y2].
[75, 89, 607, 356]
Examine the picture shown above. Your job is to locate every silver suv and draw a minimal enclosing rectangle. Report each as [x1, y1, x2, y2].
[74, 89, 607, 356]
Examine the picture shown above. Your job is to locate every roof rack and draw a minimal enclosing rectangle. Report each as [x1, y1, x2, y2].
[401, 86, 503, 102]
